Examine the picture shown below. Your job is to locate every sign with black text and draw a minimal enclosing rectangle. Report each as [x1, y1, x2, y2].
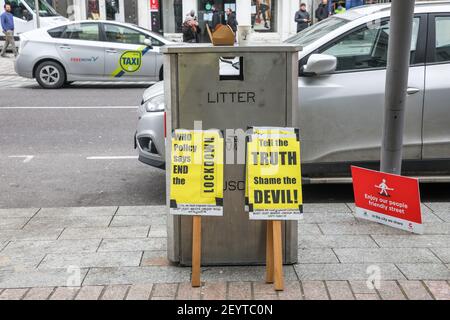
[246, 128, 303, 220]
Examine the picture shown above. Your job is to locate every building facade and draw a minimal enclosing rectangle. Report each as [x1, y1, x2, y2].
[46, 0, 392, 42]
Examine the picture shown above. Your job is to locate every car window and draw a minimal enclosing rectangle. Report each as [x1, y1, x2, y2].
[285, 16, 349, 47]
[62, 23, 100, 41]
[320, 18, 420, 72]
[435, 16, 450, 63]
[104, 24, 147, 45]
[48, 26, 66, 38]
[6, 0, 32, 20]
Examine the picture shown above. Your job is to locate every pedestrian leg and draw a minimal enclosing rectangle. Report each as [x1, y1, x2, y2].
[1, 32, 10, 57]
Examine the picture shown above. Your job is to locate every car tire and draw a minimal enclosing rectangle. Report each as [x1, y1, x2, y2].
[35, 61, 66, 89]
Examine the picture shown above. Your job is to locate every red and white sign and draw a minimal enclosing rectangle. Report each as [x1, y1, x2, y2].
[150, 0, 159, 11]
[351, 166, 423, 234]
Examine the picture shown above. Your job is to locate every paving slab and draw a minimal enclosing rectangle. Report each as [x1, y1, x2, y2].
[333, 248, 440, 264]
[228, 281, 252, 300]
[117, 206, 166, 216]
[372, 235, 450, 248]
[83, 266, 190, 285]
[59, 226, 149, 240]
[37, 207, 117, 217]
[75, 285, 104, 300]
[396, 263, 450, 280]
[376, 281, 406, 300]
[423, 223, 450, 235]
[301, 281, 329, 300]
[152, 283, 178, 298]
[325, 281, 354, 300]
[126, 284, 153, 300]
[49, 287, 80, 300]
[319, 222, 410, 235]
[1, 239, 101, 255]
[23, 287, 55, 300]
[424, 202, 450, 215]
[201, 266, 297, 282]
[39, 251, 143, 269]
[0, 268, 89, 288]
[201, 282, 226, 300]
[431, 248, 450, 263]
[25, 216, 111, 229]
[297, 248, 340, 264]
[110, 215, 166, 227]
[0, 208, 39, 218]
[277, 281, 304, 300]
[176, 282, 202, 300]
[349, 280, 378, 294]
[298, 224, 322, 235]
[0, 253, 45, 269]
[303, 203, 352, 213]
[423, 280, 450, 300]
[101, 284, 129, 300]
[294, 263, 405, 281]
[98, 238, 166, 252]
[0, 288, 28, 300]
[141, 251, 171, 266]
[398, 280, 433, 300]
[0, 218, 29, 230]
[148, 225, 167, 238]
[0, 227, 63, 241]
[301, 212, 356, 224]
[298, 235, 378, 248]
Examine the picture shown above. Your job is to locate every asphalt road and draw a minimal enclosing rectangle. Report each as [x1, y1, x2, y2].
[1, 83, 449, 209]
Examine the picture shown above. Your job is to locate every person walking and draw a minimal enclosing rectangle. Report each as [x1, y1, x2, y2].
[1, 3, 18, 58]
[182, 16, 200, 43]
[226, 8, 238, 33]
[295, 3, 310, 33]
[315, 0, 330, 22]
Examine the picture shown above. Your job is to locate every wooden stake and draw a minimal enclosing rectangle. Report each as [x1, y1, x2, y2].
[272, 220, 284, 291]
[192, 216, 202, 287]
[266, 220, 274, 284]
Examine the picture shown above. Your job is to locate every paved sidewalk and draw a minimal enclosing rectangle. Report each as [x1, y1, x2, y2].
[1, 204, 450, 300]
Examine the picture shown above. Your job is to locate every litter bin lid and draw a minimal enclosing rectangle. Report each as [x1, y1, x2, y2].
[160, 43, 302, 54]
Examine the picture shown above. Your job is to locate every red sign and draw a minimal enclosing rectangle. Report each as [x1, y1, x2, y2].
[150, 0, 159, 11]
[351, 166, 422, 234]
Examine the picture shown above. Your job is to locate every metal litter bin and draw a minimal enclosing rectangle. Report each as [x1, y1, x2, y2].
[162, 44, 301, 266]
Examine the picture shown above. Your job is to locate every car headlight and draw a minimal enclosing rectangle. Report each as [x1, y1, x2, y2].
[144, 95, 165, 112]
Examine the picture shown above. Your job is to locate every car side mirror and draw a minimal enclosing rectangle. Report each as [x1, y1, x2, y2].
[143, 38, 153, 48]
[302, 54, 337, 76]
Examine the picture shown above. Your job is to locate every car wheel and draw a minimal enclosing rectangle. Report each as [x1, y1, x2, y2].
[35, 61, 66, 89]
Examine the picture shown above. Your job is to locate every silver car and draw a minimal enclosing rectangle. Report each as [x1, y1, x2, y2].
[15, 20, 172, 88]
[136, 2, 450, 180]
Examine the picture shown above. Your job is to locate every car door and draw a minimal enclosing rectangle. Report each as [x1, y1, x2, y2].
[422, 13, 450, 162]
[296, 16, 426, 173]
[102, 23, 158, 81]
[54, 22, 105, 79]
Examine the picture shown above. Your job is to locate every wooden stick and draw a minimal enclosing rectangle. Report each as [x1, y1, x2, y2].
[272, 220, 284, 291]
[192, 216, 202, 287]
[266, 220, 274, 284]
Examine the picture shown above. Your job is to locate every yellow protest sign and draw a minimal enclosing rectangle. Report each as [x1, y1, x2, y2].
[170, 129, 224, 216]
[246, 129, 303, 220]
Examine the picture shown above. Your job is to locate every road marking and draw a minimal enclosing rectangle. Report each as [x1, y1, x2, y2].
[86, 156, 138, 160]
[0, 106, 137, 110]
[9, 155, 34, 163]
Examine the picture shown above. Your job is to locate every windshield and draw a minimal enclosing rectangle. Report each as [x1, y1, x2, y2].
[22, 0, 58, 17]
[285, 16, 349, 47]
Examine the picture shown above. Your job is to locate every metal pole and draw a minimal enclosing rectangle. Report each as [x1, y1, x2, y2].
[35, 0, 40, 29]
[380, 0, 415, 174]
